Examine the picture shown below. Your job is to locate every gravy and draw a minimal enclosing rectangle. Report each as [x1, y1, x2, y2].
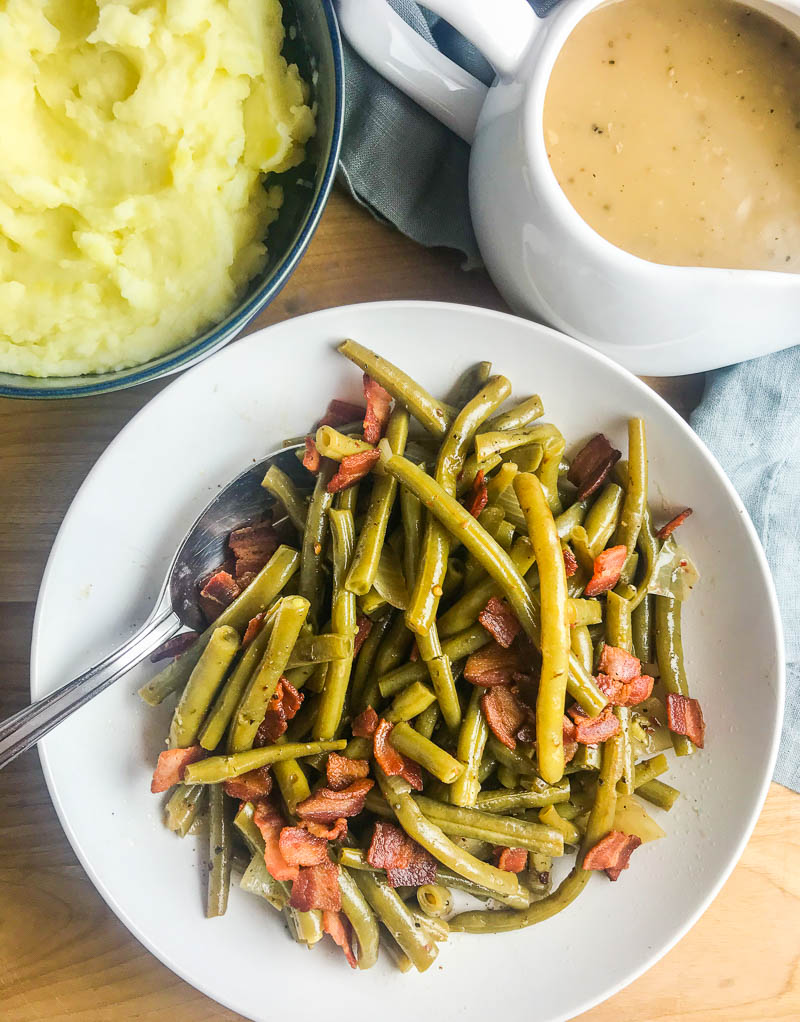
[543, 0, 800, 272]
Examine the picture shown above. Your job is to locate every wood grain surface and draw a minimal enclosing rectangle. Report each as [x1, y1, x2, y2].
[0, 189, 797, 1022]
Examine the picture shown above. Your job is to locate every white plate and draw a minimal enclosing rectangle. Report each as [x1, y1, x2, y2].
[32, 301, 783, 1022]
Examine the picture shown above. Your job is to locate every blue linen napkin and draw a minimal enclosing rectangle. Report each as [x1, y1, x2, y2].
[338, 1, 798, 791]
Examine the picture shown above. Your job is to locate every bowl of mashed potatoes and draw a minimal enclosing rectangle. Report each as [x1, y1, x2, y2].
[0, 0, 342, 397]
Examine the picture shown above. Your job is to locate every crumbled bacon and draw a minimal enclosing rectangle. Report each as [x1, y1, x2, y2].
[242, 612, 265, 648]
[367, 822, 437, 886]
[362, 375, 393, 444]
[352, 706, 379, 738]
[300, 817, 348, 841]
[493, 847, 528, 873]
[279, 826, 330, 867]
[150, 745, 206, 793]
[481, 685, 526, 750]
[295, 780, 375, 823]
[229, 522, 279, 580]
[253, 799, 298, 882]
[409, 641, 419, 662]
[223, 766, 272, 801]
[583, 830, 642, 880]
[596, 672, 654, 707]
[656, 507, 693, 540]
[327, 449, 381, 494]
[254, 678, 304, 746]
[465, 469, 489, 518]
[303, 436, 321, 473]
[322, 910, 357, 969]
[563, 546, 579, 578]
[464, 641, 522, 686]
[387, 844, 438, 887]
[666, 693, 706, 748]
[583, 545, 628, 598]
[290, 859, 341, 911]
[326, 753, 370, 791]
[319, 399, 367, 429]
[354, 615, 372, 657]
[598, 644, 642, 683]
[478, 597, 521, 649]
[567, 434, 622, 501]
[568, 704, 621, 744]
[149, 631, 199, 663]
[373, 719, 424, 790]
[198, 571, 240, 623]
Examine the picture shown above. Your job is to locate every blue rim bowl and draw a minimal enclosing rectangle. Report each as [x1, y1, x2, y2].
[0, 0, 343, 400]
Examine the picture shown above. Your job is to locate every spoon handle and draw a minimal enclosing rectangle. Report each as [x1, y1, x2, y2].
[0, 602, 181, 771]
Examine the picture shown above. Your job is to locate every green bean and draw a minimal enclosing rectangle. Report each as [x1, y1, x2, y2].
[378, 623, 491, 695]
[338, 867, 380, 970]
[569, 526, 596, 574]
[261, 464, 308, 534]
[229, 596, 310, 751]
[286, 904, 324, 946]
[536, 431, 566, 515]
[379, 930, 413, 973]
[353, 869, 439, 972]
[377, 769, 521, 898]
[390, 722, 464, 783]
[497, 764, 519, 789]
[272, 755, 311, 815]
[528, 851, 553, 895]
[185, 740, 346, 783]
[484, 395, 544, 432]
[654, 586, 695, 756]
[164, 784, 207, 837]
[411, 909, 450, 942]
[616, 552, 639, 589]
[554, 498, 591, 541]
[168, 626, 240, 749]
[511, 444, 544, 474]
[414, 701, 441, 741]
[435, 865, 531, 909]
[568, 598, 603, 627]
[400, 473, 424, 587]
[414, 795, 564, 857]
[315, 425, 374, 460]
[632, 593, 654, 664]
[344, 736, 373, 760]
[233, 800, 266, 856]
[371, 543, 409, 610]
[425, 653, 461, 730]
[445, 361, 492, 407]
[485, 462, 519, 503]
[606, 590, 635, 794]
[613, 419, 647, 570]
[474, 428, 552, 463]
[539, 803, 580, 847]
[568, 744, 602, 772]
[475, 781, 570, 813]
[583, 482, 624, 557]
[314, 509, 356, 740]
[514, 473, 570, 784]
[287, 633, 352, 667]
[299, 462, 335, 627]
[485, 734, 539, 778]
[379, 683, 431, 724]
[240, 853, 288, 911]
[336, 846, 373, 870]
[338, 339, 452, 437]
[457, 453, 503, 496]
[374, 611, 415, 676]
[407, 376, 512, 636]
[630, 507, 661, 610]
[358, 588, 387, 617]
[620, 752, 669, 793]
[351, 611, 392, 711]
[417, 883, 452, 918]
[206, 784, 233, 917]
[637, 778, 680, 811]
[139, 546, 300, 706]
[570, 624, 594, 677]
[283, 663, 316, 691]
[449, 687, 489, 807]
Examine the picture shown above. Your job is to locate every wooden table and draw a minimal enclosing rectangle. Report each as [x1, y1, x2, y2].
[1, 189, 797, 1021]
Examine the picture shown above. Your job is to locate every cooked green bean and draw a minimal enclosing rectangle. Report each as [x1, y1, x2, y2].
[352, 610, 393, 711]
[400, 481, 423, 586]
[272, 754, 311, 814]
[474, 428, 550, 463]
[425, 653, 461, 730]
[299, 462, 335, 627]
[314, 509, 356, 740]
[449, 687, 489, 807]
[168, 625, 240, 749]
[606, 590, 635, 794]
[555, 498, 591, 541]
[496, 764, 518, 789]
[414, 701, 441, 741]
[446, 361, 492, 407]
[435, 866, 531, 910]
[338, 867, 380, 969]
[411, 909, 450, 942]
[583, 482, 624, 557]
[484, 395, 544, 432]
[374, 611, 415, 676]
[475, 781, 570, 813]
[655, 586, 695, 756]
[485, 734, 540, 778]
[629, 507, 660, 609]
[536, 431, 566, 515]
[336, 846, 374, 870]
[378, 623, 491, 695]
[632, 593, 654, 664]
[353, 869, 438, 972]
[389, 722, 464, 783]
[338, 339, 452, 437]
[315, 425, 374, 460]
[457, 453, 503, 496]
[568, 525, 595, 575]
[287, 633, 352, 667]
[164, 784, 207, 837]
[240, 853, 288, 911]
[538, 803, 580, 847]
[514, 472, 570, 784]
[207, 783, 233, 917]
[637, 778, 680, 811]
[185, 740, 346, 783]
[568, 743, 602, 772]
[568, 598, 603, 627]
[621, 752, 669, 793]
[417, 883, 452, 918]
[613, 419, 647, 571]
[261, 464, 308, 534]
[413, 795, 564, 857]
[286, 904, 324, 946]
[379, 930, 413, 973]
[384, 681, 437, 723]
[344, 736, 373, 760]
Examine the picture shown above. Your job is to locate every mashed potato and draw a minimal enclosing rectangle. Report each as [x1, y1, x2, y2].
[0, 0, 315, 377]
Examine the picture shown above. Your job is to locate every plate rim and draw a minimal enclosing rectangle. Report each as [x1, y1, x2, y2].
[30, 299, 786, 1022]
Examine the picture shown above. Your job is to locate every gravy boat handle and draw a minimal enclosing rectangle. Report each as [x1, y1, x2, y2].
[336, 0, 541, 143]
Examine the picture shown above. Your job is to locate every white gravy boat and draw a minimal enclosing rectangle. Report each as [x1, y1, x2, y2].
[337, 0, 800, 375]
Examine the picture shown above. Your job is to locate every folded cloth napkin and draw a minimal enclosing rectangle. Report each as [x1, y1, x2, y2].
[339, 1, 799, 791]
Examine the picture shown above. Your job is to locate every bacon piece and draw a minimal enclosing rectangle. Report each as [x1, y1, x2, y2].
[666, 693, 706, 748]
[387, 845, 438, 887]
[319, 399, 367, 429]
[150, 745, 205, 793]
[598, 644, 642, 683]
[568, 704, 621, 744]
[563, 546, 579, 578]
[583, 545, 628, 598]
[322, 910, 358, 969]
[478, 597, 521, 649]
[367, 822, 414, 870]
[242, 612, 265, 648]
[326, 753, 370, 791]
[295, 780, 375, 823]
[583, 830, 642, 880]
[567, 434, 622, 501]
[327, 449, 381, 494]
[223, 767, 273, 801]
[149, 631, 199, 663]
[481, 685, 526, 750]
[465, 469, 489, 518]
[353, 615, 372, 657]
[229, 522, 279, 580]
[303, 436, 321, 473]
[253, 799, 299, 882]
[290, 859, 341, 912]
[464, 641, 522, 686]
[373, 719, 424, 790]
[596, 672, 654, 708]
[300, 818, 348, 841]
[279, 826, 330, 867]
[362, 375, 393, 444]
[254, 678, 304, 746]
[198, 570, 241, 623]
[493, 847, 528, 873]
[409, 641, 419, 662]
[352, 706, 379, 738]
[656, 508, 693, 540]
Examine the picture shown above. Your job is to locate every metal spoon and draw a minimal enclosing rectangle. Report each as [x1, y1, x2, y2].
[0, 443, 306, 770]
